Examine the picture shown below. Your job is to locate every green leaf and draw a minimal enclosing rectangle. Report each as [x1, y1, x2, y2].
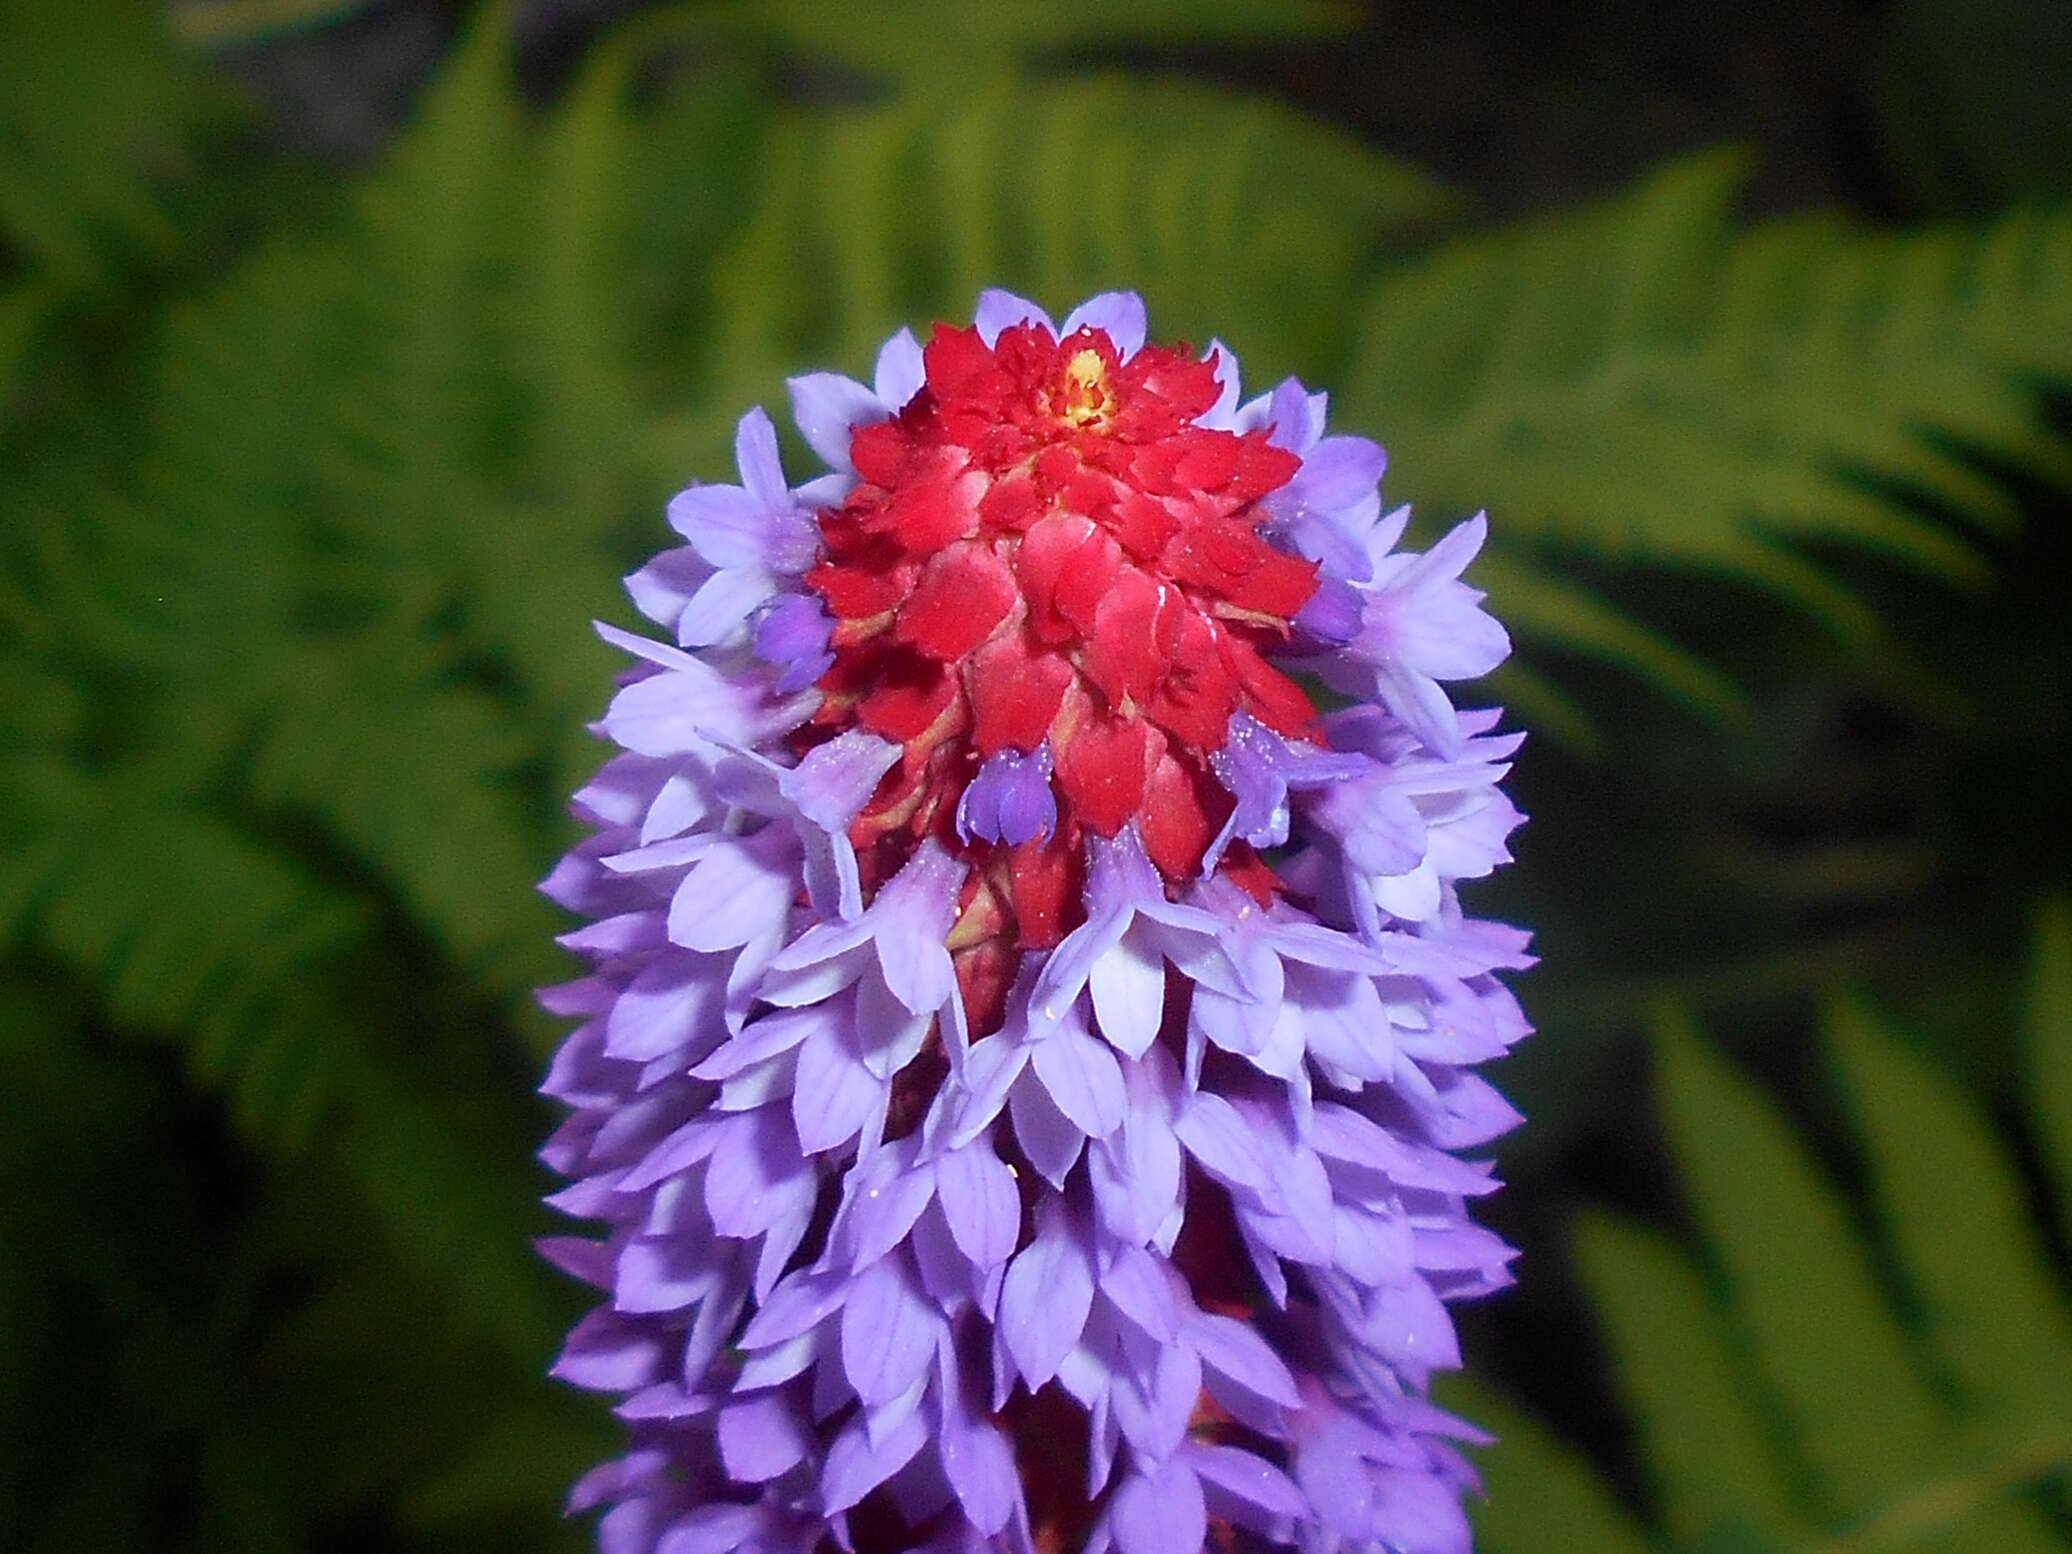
[1347, 154, 2072, 694]
[242, 659, 563, 1000]
[1437, 1374, 1656, 1554]
[1573, 1213, 1809, 1546]
[1482, 660, 1606, 759]
[2026, 900, 2072, 1245]
[690, 0, 1355, 82]
[0, 0, 223, 287]
[0, 760, 557, 1371]
[517, 28, 650, 544]
[1653, 1008, 1947, 1521]
[1828, 992, 2072, 1430]
[0, 762, 367, 1140]
[700, 71, 1454, 427]
[0, 279, 60, 407]
[1630, 996, 2072, 1553]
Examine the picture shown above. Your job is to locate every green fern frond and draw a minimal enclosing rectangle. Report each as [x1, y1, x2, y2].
[1478, 659, 1607, 757]
[1346, 153, 2072, 692]
[0, 758, 369, 1143]
[0, 748, 561, 1361]
[168, 0, 373, 49]
[691, 69, 1454, 457]
[0, 30, 768, 1388]
[1472, 552, 1749, 722]
[0, 279, 59, 406]
[0, 970, 588, 1550]
[687, 0, 1355, 84]
[0, 0, 224, 289]
[1827, 990, 2072, 1434]
[241, 662, 562, 996]
[2027, 900, 2072, 1242]
[13, 7, 615, 996]
[1471, 914, 2072, 1552]
[0, 8, 617, 1343]
[1435, 1373, 1657, 1554]
[0, 0, 238, 414]
[1572, 1213, 1811, 1548]
[1652, 1008, 1958, 1521]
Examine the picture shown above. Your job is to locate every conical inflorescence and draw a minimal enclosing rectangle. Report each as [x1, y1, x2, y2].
[539, 291, 1529, 1554]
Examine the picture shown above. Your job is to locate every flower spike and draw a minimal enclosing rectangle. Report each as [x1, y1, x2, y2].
[542, 294, 1528, 1554]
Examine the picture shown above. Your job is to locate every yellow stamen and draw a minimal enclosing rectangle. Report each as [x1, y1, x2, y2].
[1058, 348, 1112, 427]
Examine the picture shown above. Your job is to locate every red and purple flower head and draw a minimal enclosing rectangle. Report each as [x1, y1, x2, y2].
[539, 292, 1529, 1554]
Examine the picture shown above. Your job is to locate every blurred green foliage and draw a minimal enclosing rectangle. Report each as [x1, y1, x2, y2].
[1453, 907, 2072, 1553]
[1, 0, 2068, 1550]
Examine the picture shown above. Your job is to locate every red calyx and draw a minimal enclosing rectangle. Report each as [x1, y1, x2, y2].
[798, 316, 1318, 1029]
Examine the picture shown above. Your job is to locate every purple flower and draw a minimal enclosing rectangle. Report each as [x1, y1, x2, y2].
[541, 293, 1527, 1554]
[1299, 516, 1514, 758]
[788, 327, 927, 474]
[755, 592, 838, 694]
[627, 407, 846, 650]
[957, 744, 1059, 848]
[1204, 713, 1369, 872]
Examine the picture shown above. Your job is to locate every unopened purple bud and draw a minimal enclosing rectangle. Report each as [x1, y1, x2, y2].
[754, 591, 836, 692]
[956, 745, 1057, 847]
